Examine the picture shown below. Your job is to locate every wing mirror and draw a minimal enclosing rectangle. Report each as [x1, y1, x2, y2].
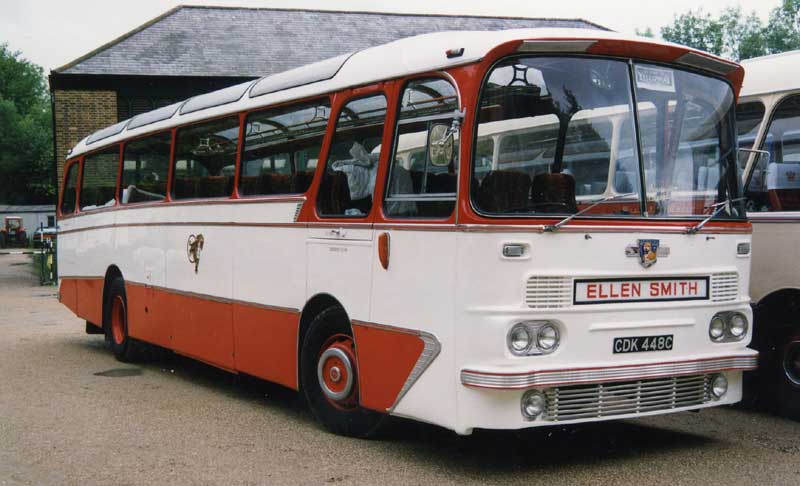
[428, 109, 465, 167]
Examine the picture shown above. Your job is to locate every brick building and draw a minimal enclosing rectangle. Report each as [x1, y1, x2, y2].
[48, 5, 605, 188]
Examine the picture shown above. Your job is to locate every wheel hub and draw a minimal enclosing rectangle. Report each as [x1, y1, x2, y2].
[317, 335, 357, 407]
[110, 295, 126, 346]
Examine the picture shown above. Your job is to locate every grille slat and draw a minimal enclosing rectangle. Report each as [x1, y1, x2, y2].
[525, 276, 572, 309]
[711, 272, 739, 302]
[544, 374, 711, 421]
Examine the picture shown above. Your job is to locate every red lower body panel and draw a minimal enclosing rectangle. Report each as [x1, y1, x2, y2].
[352, 322, 425, 412]
[60, 277, 425, 409]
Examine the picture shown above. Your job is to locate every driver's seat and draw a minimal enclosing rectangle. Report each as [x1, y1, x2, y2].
[531, 173, 578, 213]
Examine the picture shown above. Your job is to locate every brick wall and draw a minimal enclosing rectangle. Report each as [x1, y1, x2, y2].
[53, 90, 117, 190]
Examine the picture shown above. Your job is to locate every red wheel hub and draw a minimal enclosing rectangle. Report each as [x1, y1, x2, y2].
[110, 295, 126, 346]
[317, 334, 358, 410]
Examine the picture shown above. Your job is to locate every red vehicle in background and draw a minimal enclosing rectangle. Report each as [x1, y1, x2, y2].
[0, 216, 28, 248]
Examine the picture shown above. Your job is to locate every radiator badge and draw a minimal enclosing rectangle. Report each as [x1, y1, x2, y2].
[637, 239, 659, 268]
[625, 239, 669, 268]
[187, 234, 205, 273]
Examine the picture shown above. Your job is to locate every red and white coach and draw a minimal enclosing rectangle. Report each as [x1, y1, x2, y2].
[57, 28, 757, 436]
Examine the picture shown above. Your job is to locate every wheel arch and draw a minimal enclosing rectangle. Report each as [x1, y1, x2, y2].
[299, 293, 348, 345]
[753, 287, 800, 326]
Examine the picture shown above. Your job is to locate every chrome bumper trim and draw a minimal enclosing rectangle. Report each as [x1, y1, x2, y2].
[460, 354, 758, 389]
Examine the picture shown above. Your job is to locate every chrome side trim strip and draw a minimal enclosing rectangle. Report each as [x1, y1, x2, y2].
[461, 355, 758, 389]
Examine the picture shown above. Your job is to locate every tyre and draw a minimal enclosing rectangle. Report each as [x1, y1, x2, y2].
[0, 232, 5, 249]
[300, 306, 383, 437]
[775, 332, 800, 420]
[103, 277, 141, 362]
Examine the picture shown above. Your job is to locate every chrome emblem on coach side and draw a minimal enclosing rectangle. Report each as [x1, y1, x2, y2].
[625, 239, 669, 268]
[187, 234, 205, 273]
[638, 239, 659, 268]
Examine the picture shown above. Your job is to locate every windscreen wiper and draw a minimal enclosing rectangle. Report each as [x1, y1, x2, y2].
[543, 192, 637, 232]
[686, 197, 745, 235]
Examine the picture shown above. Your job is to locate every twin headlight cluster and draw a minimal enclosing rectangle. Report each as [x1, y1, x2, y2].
[507, 321, 560, 356]
[708, 312, 748, 342]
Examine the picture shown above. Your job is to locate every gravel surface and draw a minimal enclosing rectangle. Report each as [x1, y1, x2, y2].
[1, 253, 798, 485]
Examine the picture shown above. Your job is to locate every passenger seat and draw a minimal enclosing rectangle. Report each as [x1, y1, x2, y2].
[476, 170, 532, 213]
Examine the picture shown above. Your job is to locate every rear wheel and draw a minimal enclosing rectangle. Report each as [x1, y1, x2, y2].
[300, 306, 383, 437]
[103, 277, 141, 362]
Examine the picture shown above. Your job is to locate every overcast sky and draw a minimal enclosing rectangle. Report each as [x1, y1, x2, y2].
[0, 0, 781, 72]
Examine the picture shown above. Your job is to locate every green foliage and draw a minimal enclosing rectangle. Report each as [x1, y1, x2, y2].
[0, 44, 54, 204]
[645, 0, 800, 61]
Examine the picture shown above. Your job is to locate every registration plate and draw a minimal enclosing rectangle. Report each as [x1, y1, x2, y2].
[613, 335, 674, 354]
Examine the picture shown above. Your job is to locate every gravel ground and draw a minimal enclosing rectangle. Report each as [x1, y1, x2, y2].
[0, 253, 798, 485]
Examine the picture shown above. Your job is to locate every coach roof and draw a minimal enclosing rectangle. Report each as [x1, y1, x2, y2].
[69, 28, 740, 158]
[740, 50, 800, 98]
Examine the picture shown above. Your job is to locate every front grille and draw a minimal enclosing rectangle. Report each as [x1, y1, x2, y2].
[711, 272, 739, 302]
[543, 374, 711, 421]
[525, 276, 572, 309]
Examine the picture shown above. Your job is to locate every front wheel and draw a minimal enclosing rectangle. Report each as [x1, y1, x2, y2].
[776, 333, 800, 420]
[300, 307, 383, 437]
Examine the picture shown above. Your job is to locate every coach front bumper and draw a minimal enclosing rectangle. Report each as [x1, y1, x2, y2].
[460, 352, 758, 389]
[453, 351, 757, 433]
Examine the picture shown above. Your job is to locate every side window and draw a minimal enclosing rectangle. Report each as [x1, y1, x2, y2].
[318, 95, 387, 217]
[80, 146, 119, 211]
[61, 161, 79, 214]
[240, 100, 330, 196]
[173, 116, 239, 199]
[385, 78, 459, 218]
[753, 95, 800, 212]
[121, 132, 171, 204]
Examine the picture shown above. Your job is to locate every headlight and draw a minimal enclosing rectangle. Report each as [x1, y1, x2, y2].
[709, 316, 726, 341]
[729, 313, 748, 338]
[710, 374, 728, 399]
[709, 312, 748, 342]
[508, 324, 532, 355]
[536, 324, 559, 352]
[508, 321, 561, 356]
[520, 389, 546, 420]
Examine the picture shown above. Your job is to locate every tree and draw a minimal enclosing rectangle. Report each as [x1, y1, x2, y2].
[644, 0, 800, 61]
[0, 43, 54, 205]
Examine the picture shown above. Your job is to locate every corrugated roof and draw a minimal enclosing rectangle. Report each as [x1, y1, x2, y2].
[54, 6, 606, 77]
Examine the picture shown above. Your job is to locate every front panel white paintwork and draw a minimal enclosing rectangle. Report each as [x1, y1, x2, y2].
[369, 229, 458, 430]
[450, 229, 752, 433]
